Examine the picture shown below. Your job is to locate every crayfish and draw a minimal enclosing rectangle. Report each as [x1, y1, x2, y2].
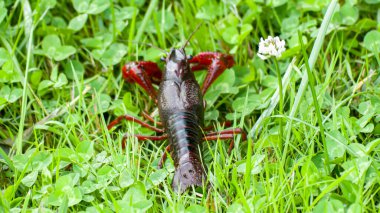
[108, 30, 246, 193]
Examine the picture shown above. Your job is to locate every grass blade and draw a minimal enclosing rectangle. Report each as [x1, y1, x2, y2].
[281, 0, 338, 163]
[134, 0, 159, 43]
[16, 1, 34, 154]
[249, 58, 296, 138]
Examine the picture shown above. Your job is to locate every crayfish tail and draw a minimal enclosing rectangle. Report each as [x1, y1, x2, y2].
[172, 156, 207, 193]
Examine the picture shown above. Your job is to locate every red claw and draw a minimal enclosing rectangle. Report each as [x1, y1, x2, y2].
[122, 61, 162, 100]
[189, 52, 235, 94]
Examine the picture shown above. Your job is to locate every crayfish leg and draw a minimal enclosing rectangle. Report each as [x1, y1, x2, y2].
[107, 114, 164, 133]
[203, 128, 246, 154]
[157, 145, 171, 169]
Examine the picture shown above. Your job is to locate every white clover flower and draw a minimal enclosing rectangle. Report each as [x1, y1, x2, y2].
[257, 36, 286, 60]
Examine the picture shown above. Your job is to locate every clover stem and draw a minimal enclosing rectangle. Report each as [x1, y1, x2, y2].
[274, 59, 284, 141]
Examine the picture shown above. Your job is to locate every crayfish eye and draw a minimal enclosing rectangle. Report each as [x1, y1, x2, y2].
[187, 55, 193, 60]
[160, 56, 166, 62]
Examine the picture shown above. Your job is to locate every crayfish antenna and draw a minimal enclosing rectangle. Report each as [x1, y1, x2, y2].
[181, 22, 203, 50]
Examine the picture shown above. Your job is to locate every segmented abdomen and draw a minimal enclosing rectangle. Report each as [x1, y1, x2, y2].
[166, 111, 203, 167]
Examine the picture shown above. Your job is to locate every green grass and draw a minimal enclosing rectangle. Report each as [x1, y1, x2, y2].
[1, 0, 380, 212]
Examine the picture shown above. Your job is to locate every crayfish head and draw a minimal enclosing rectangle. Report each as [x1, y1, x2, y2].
[168, 48, 186, 62]
[163, 48, 193, 81]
